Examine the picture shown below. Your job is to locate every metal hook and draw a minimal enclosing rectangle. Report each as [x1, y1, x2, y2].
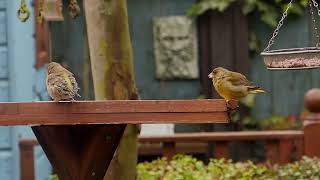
[17, 0, 30, 22]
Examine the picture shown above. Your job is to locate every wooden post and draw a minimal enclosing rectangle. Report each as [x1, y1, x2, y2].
[278, 139, 293, 164]
[303, 88, 320, 157]
[214, 141, 229, 159]
[163, 142, 175, 160]
[84, 0, 139, 179]
[19, 140, 38, 180]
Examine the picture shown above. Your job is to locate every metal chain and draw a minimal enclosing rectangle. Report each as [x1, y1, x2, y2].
[311, 0, 320, 16]
[309, 0, 320, 47]
[36, 0, 44, 24]
[263, 0, 293, 52]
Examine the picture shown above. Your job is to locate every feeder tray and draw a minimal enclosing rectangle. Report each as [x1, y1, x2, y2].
[261, 0, 320, 70]
[261, 47, 320, 70]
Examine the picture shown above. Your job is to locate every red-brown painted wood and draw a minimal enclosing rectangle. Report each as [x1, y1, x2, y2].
[303, 89, 320, 158]
[214, 141, 229, 159]
[0, 100, 229, 125]
[163, 142, 175, 160]
[19, 140, 38, 180]
[138, 131, 303, 142]
[266, 141, 278, 164]
[279, 139, 293, 164]
[295, 138, 304, 160]
[34, 0, 50, 69]
[32, 125, 125, 180]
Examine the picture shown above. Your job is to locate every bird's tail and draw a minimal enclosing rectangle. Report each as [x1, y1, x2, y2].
[248, 86, 266, 94]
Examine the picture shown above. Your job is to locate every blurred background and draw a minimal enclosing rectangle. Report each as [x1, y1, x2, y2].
[0, 0, 319, 179]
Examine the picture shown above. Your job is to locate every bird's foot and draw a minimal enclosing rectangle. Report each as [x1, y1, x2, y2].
[226, 100, 239, 110]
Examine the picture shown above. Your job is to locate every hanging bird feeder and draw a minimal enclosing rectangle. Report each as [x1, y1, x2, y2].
[42, 0, 64, 21]
[261, 0, 320, 70]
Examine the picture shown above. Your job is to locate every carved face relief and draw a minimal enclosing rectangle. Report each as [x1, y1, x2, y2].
[153, 16, 199, 79]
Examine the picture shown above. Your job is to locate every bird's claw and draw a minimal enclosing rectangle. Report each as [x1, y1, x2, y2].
[226, 100, 239, 110]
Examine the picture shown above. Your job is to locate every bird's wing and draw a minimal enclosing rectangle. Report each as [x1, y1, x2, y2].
[48, 73, 75, 96]
[69, 74, 81, 97]
[226, 71, 252, 86]
[62, 72, 74, 92]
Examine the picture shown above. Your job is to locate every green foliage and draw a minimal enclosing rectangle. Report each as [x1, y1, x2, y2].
[187, 0, 236, 16]
[137, 155, 320, 180]
[187, 0, 309, 53]
[48, 175, 59, 180]
[232, 113, 301, 131]
[187, 0, 308, 28]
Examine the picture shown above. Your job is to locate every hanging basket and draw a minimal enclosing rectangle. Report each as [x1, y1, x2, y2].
[261, 0, 320, 70]
[261, 47, 320, 70]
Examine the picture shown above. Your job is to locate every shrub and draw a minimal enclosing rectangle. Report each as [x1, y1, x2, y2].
[137, 155, 320, 180]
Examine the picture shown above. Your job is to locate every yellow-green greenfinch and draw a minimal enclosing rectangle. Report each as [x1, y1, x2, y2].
[208, 67, 265, 108]
[46, 62, 80, 102]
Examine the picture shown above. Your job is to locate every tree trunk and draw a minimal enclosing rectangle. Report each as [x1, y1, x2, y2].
[84, 0, 139, 180]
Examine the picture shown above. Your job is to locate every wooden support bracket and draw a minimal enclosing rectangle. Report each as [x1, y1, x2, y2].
[32, 125, 125, 180]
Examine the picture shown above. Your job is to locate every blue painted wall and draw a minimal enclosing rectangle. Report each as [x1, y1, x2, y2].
[2, 0, 51, 179]
[128, 0, 200, 100]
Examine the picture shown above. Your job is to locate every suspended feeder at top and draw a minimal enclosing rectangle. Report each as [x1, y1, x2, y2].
[261, 0, 320, 70]
[17, 0, 81, 23]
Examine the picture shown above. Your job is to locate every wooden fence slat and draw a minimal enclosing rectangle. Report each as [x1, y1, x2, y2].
[214, 141, 229, 159]
[279, 139, 293, 164]
[266, 141, 278, 164]
[163, 142, 175, 160]
[295, 138, 304, 160]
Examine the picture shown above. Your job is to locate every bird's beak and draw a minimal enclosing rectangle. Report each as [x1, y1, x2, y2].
[208, 73, 213, 79]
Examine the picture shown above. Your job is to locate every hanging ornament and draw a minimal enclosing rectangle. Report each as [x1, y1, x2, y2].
[17, 0, 30, 22]
[261, 0, 320, 70]
[68, 0, 80, 19]
[43, 0, 64, 21]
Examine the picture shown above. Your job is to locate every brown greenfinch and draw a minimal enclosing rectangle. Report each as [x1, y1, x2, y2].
[46, 62, 80, 102]
[208, 67, 265, 108]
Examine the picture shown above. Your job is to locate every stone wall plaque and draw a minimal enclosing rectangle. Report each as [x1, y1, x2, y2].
[153, 16, 199, 80]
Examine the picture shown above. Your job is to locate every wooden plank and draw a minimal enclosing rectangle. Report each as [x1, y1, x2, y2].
[138, 131, 303, 142]
[0, 81, 8, 101]
[0, 47, 8, 78]
[0, 100, 229, 125]
[0, 127, 11, 148]
[0, 11, 6, 44]
[232, 1, 249, 75]
[265, 141, 278, 164]
[17, 100, 227, 114]
[279, 139, 293, 164]
[214, 141, 229, 159]
[0, 112, 228, 125]
[138, 142, 208, 156]
[198, 12, 213, 98]
[0, 0, 5, 9]
[0, 152, 12, 180]
[32, 125, 125, 180]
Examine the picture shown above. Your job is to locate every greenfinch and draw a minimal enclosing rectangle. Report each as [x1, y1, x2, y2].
[208, 67, 265, 107]
[46, 62, 80, 102]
